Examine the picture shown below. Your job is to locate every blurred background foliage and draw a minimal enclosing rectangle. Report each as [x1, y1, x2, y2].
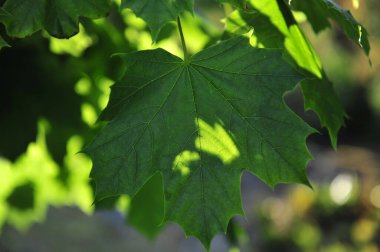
[0, 0, 380, 251]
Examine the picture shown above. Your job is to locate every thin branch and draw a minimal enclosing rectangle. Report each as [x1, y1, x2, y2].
[177, 17, 189, 62]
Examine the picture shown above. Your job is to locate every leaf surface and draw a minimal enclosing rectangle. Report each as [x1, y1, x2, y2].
[122, 0, 193, 41]
[85, 37, 313, 248]
[225, 0, 345, 147]
[290, 0, 370, 55]
[0, 0, 110, 38]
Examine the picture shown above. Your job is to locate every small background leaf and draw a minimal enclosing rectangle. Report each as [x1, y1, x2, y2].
[290, 0, 370, 56]
[122, 0, 193, 41]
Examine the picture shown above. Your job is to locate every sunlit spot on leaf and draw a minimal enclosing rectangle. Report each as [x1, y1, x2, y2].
[172, 151, 200, 176]
[195, 118, 240, 165]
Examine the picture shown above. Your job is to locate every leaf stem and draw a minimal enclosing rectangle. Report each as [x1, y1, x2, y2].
[177, 17, 189, 63]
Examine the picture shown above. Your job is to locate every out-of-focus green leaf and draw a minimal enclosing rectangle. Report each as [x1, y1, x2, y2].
[122, 0, 193, 41]
[128, 172, 164, 238]
[85, 36, 313, 248]
[0, 0, 110, 38]
[0, 120, 67, 230]
[0, 121, 97, 230]
[63, 135, 94, 213]
[289, 0, 370, 56]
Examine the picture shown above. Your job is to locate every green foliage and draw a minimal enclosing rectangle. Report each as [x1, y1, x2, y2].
[122, 0, 193, 41]
[224, 0, 346, 147]
[0, 0, 110, 38]
[0, 121, 93, 230]
[290, 0, 370, 55]
[0, 0, 372, 250]
[85, 36, 314, 247]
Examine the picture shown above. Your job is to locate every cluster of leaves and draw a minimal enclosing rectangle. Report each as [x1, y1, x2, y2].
[0, 0, 371, 249]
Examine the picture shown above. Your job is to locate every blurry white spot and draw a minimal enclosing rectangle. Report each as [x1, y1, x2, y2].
[329, 174, 354, 205]
[370, 185, 380, 208]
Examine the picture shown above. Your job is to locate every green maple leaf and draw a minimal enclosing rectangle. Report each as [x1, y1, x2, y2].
[85, 37, 314, 248]
[224, 0, 346, 147]
[0, 0, 110, 38]
[122, 0, 193, 41]
[290, 0, 370, 56]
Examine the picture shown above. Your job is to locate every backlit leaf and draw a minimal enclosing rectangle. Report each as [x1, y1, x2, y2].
[289, 0, 370, 55]
[225, 0, 345, 147]
[0, 0, 110, 38]
[122, 0, 193, 41]
[85, 37, 313, 248]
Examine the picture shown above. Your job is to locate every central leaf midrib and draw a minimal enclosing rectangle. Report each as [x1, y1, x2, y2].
[185, 66, 210, 240]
